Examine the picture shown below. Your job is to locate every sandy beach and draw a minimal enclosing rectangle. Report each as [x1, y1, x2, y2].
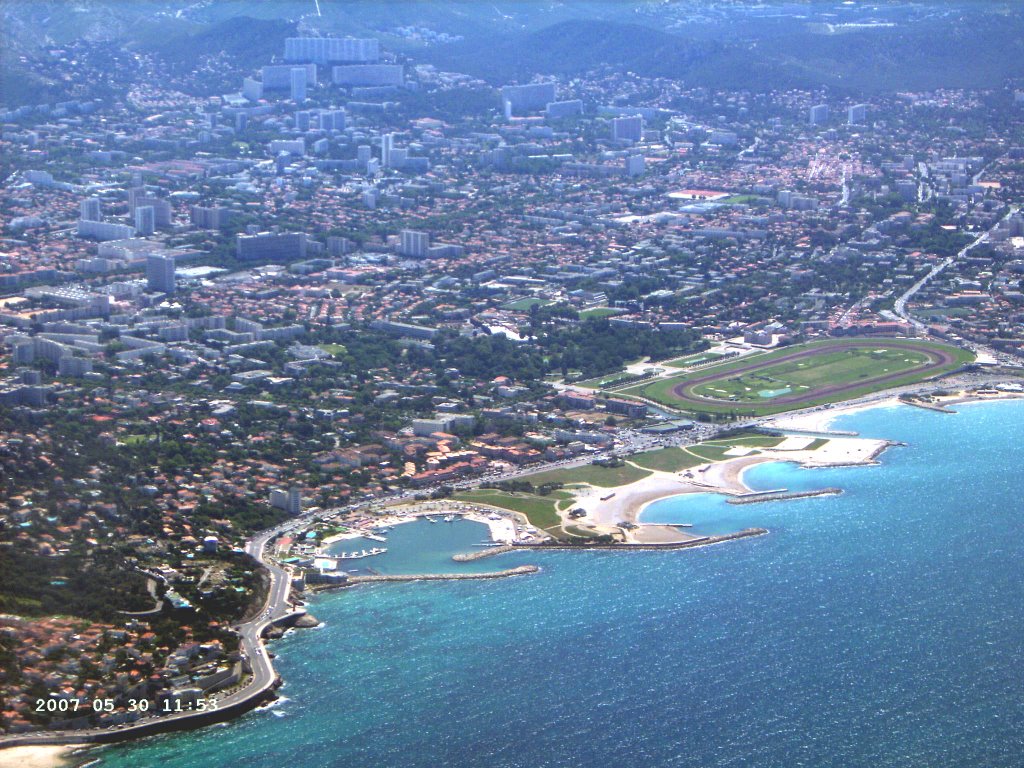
[321, 389, 1024, 549]
[0, 745, 83, 768]
[604, 388, 1024, 536]
[761, 396, 903, 433]
[568, 417, 896, 541]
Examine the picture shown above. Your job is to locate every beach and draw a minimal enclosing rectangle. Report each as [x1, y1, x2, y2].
[312, 388, 1024, 550]
[0, 745, 80, 768]
[574, 436, 891, 531]
[568, 399, 905, 540]
[760, 395, 903, 433]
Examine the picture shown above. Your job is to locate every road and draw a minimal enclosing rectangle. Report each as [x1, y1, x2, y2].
[894, 206, 1017, 330]
[0, 522, 298, 749]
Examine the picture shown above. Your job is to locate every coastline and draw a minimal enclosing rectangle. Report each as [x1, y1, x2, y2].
[5, 388, 1022, 755]
[0, 745, 84, 768]
[760, 395, 904, 434]
[574, 432, 894, 534]
[514, 527, 769, 552]
[626, 389, 1024, 528]
[585, 392, 970, 534]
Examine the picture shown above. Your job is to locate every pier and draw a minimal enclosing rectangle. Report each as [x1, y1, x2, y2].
[732, 487, 788, 498]
[727, 488, 842, 505]
[762, 426, 860, 437]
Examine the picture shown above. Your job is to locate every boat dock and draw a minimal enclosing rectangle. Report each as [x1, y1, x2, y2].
[514, 528, 768, 551]
[322, 547, 387, 561]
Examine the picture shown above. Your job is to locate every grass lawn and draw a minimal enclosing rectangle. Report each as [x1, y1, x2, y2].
[686, 444, 744, 462]
[564, 525, 602, 538]
[689, 348, 929, 400]
[454, 489, 567, 530]
[120, 434, 151, 446]
[719, 194, 764, 204]
[579, 306, 623, 319]
[524, 463, 652, 488]
[806, 438, 828, 450]
[630, 447, 706, 473]
[621, 374, 695, 407]
[574, 371, 634, 389]
[503, 297, 549, 311]
[703, 435, 784, 448]
[318, 343, 347, 357]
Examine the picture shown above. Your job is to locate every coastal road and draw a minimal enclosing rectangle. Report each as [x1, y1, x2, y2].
[0, 529, 297, 750]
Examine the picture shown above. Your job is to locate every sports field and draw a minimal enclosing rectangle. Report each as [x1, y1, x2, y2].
[622, 338, 974, 416]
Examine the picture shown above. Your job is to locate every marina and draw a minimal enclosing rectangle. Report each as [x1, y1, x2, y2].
[321, 517, 533, 576]
[313, 548, 388, 568]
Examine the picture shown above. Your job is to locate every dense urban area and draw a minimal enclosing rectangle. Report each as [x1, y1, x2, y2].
[2, 0, 1024, 745]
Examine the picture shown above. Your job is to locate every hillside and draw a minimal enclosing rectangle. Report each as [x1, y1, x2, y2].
[425, 11, 1024, 94]
[143, 16, 297, 70]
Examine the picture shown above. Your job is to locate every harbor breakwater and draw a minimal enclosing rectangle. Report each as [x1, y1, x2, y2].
[452, 545, 515, 562]
[345, 565, 540, 584]
[515, 528, 768, 552]
[727, 488, 842, 505]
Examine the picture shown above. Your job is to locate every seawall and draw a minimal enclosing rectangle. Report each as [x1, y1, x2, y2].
[727, 488, 842, 505]
[515, 528, 768, 552]
[345, 565, 540, 584]
[0, 677, 279, 749]
[452, 545, 515, 562]
[903, 399, 957, 413]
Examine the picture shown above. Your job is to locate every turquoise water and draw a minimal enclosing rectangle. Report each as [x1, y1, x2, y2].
[641, 448, 846, 536]
[92, 401, 1024, 767]
[325, 518, 514, 575]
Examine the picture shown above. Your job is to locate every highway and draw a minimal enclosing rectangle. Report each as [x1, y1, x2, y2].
[894, 206, 1017, 330]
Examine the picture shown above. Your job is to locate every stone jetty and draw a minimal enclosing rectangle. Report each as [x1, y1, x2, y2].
[727, 488, 842, 505]
[452, 545, 515, 562]
[345, 565, 539, 584]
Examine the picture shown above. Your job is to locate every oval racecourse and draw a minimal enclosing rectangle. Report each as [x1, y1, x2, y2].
[625, 338, 975, 417]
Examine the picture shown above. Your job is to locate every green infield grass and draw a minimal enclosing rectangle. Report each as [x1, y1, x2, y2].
[621, 338, 973, 417]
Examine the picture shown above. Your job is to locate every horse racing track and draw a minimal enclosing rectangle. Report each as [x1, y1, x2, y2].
[625, 338, 974, 417]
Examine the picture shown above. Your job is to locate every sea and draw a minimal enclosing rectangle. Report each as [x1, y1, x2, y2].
[89, 399, 1024, 767]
